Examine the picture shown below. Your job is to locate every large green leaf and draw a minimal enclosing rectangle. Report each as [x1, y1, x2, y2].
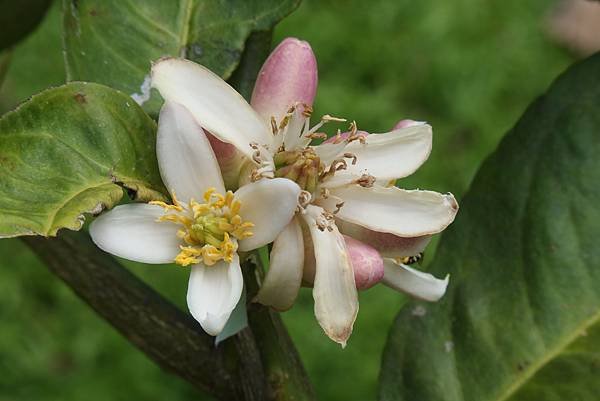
[62, 0, 301, 116]
[0, 0, 52, 51]
[0, 51, 10, 87]
[0, 82, 167, 238]
[379, 54, 600, 400]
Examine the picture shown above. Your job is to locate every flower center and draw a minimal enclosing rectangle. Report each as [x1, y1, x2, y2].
[273, 148, 325, 193]
[150, 188, 254, 267]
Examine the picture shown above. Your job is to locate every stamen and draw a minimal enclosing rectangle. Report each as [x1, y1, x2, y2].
[332, 129, 344, 144]
[305, 132, 328, 141]
[153, 188, 254, 267]
[322, 114, 347, 123]
[307, 114, 347, 136]
[297, 190, 312, 213]
[301, 103, 313, 118]
[250, 142, 262, 164]
[355, 174, 376, 188]
[316, 211, 335, 232]
[343, 152, 358, 165]
[149, 190, 184, 212]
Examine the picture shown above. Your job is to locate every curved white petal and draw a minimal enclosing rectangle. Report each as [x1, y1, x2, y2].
[336, 219, 432, 258]
[187, 254, 243, 336]
[320, 185, 458, 237]
[89, 203, 181, 264]
[321, 124, 432, 188]
[157, 101, 225, 201]
[235, 178, 301, 251]
[302, 205, 358, 347]
[254, 217, 304, 311]
[215, 286, 248, 344]
[151, 58, 272, 160]
[312, 141, 346, 166]
[382, 259, 449, 302]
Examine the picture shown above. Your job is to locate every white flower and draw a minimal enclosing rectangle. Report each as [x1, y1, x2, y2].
[150, 44, 458, 345]
[89, 101, 301, 336]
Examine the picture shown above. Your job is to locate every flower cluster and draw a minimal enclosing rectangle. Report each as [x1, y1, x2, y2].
[90, 38, 458, 345]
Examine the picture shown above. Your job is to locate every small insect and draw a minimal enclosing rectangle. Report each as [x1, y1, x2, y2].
[399, 252, 424, 265]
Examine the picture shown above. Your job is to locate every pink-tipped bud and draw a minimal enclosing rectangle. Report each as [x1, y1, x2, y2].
[251, 37, 318, 123]
[343, 235, 384, 290]
[338, 220, 431, 258]
[206, 132, 244, 190]
[393, 119, 426, 130]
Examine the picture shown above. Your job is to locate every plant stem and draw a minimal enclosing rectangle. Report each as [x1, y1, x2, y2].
[23, 232, 265, 401]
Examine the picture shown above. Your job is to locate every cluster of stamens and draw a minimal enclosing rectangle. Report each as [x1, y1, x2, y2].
[249, 104, 378, 229]
[150, 189, 254, 267]
[274, 148, 325, 193]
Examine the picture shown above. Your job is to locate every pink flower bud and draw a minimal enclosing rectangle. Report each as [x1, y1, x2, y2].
[251, 37, 318, 122]
[206, 131, 244, 189]
[393, 119, 426, 129]
[343, 235, 384, 290]
[338, 220, 431, 258]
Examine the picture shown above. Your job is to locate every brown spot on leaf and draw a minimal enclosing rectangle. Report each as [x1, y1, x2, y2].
[74, 92, 87, 104]
[516, 360, 530, 372]
[0, 155, 16, 171]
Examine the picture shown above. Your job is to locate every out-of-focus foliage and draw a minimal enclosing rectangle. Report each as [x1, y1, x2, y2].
[380, 52, 600, 401]
[0, 0, 574, 400]
[0, 51, 10, 87]
[0, 0, 52, 51]
[63, 0, 300, 116]
[0, 3, 64, 112]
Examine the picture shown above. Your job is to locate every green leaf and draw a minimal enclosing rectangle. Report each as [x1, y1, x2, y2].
[62, 0, 301, 116]
[0, 82, 167, 238]
[0, 51, 10, 87]
[379, 54, 600, 400]
[0, 0, 52, 51]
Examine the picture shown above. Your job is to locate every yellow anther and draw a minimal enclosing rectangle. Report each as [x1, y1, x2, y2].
[203, 187, 216, 202]
[157, 214, 192, 227]
[149, 190, 184, 212]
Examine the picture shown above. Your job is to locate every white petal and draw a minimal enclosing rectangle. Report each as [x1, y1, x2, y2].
[254, 217, 304, 311]
[151, 58, 272, 160]
[321, 124, 432, 187]
[302, 205, 358, 347]
[382, 259, 449, 302]
[235, 178, 301, 251]
[312, 141, 346, 166]
[215, 286, 248, 345]
[282, 108, 311, 151]
[157, 101, 225, 201]
[336, 219, 432, 258]
[320, 185, 458, 237]
[89, 203, 181, 264]
[187, 254, 243, 336]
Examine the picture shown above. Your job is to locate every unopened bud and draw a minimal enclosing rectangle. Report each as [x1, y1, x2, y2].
[206, 132, 244, 190]
[251, 37, 318, 123]
[343, 235, 384, 290]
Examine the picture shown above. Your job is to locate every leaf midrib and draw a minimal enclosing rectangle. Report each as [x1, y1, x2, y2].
[177, 0, 194, 56]
[496, 309, 600, 401]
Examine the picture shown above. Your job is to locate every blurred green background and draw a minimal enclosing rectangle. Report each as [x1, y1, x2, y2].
[0, 0, 574, 400]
